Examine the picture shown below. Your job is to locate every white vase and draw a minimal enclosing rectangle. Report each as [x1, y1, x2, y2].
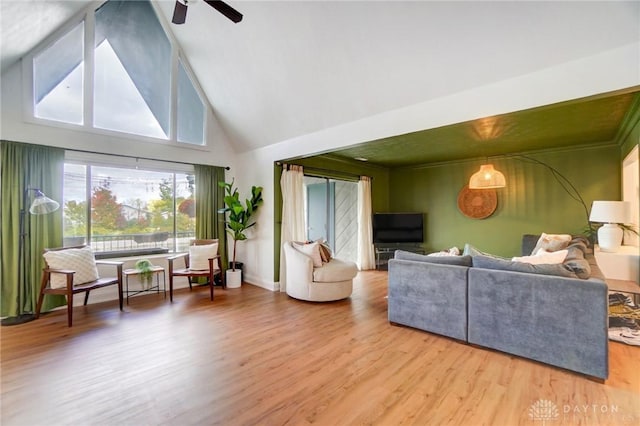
[226, 269, 242, 288]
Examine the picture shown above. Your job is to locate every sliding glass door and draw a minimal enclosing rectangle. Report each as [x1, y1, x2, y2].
[304, 176, 357, 263]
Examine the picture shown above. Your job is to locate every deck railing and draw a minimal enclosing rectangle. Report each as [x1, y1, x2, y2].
[63, 231, 196, 256]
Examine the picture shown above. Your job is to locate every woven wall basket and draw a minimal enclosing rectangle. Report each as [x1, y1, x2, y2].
[457, 185, 497, 219]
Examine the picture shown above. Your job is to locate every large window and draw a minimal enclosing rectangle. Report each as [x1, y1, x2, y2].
[31, 0, 205, 146]
[63, 163, 196, 256]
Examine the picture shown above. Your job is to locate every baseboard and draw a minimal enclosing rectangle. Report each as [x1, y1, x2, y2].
[244, 274, 277, 292]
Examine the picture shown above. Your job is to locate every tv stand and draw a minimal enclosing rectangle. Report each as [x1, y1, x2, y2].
[375, 244, 424, 270]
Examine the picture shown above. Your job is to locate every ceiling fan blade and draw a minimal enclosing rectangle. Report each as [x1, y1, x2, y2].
[172, 1, 188, 24]
[204, 0, 243, 23]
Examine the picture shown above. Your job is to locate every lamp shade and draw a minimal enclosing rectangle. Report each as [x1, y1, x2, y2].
[589, 201, 629, 224]
[469, 164, 506, 189]
[29, 190, 60, 215]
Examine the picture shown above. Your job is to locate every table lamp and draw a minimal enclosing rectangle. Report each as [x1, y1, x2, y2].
[589, 201, 630, 252]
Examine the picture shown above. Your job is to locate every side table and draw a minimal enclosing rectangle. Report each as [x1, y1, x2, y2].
[122, 266, 166, 304]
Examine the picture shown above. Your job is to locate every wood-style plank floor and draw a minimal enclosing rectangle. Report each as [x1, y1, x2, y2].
[1, 271, 639, 425]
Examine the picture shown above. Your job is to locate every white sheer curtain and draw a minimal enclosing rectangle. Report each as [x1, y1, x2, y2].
[357, 176, 375, 270]
[279, 164, 306, 292]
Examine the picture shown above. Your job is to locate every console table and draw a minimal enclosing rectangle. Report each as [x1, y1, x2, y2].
[375, 246, 425, 270]
[594, 245, 639, 283]
[607, 278, 640, 305]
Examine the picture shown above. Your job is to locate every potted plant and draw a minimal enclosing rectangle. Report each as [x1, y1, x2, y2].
[135, 258, 154, 289]
[218, 179, 263, 288]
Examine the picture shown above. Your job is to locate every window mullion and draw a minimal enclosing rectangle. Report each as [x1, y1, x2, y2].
[86, 166, 92, 246]
[170, 51, 179, 141]
[84, 9, 95, 129]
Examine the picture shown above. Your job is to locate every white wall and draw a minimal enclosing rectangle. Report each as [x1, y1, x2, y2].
[235, 42, 640, 291]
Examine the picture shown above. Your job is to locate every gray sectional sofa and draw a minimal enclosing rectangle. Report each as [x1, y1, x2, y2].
[387, 235, 609, 380]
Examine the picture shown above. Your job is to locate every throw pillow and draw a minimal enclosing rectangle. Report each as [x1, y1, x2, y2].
[428, 247, 461, 257]
[189, 243, 219, 270]
[472, 254, 577, 278]
[319, 244, 332, 263]
[512, 249, 568, 265]
[564, 258, 591, 279]
[43, 246, 99, 289]
[462, 243, 508, 260]
[531, 233, 572, 255]
[314, 238, 333, 263]
[293, 242, 323, 267]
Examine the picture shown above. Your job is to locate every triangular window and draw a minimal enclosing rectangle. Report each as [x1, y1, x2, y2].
[31, 0, 207, 146]
[34, 21, 84, 124]
[177, 60, 205, 145]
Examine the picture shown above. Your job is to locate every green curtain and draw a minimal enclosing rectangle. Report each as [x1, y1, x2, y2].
[1, 141, 66, 317]
[194, 164, 228, 269]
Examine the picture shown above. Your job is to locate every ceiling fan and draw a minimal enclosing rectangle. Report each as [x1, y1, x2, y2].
[172, 0, 243, 25]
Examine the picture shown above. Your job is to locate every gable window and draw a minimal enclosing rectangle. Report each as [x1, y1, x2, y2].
[34, 21, 84, 124]
[29, 0, 206, 146]
[63, 161, 196, 256]
[177, 60, 205, 145]
[94, 0, 171, 139]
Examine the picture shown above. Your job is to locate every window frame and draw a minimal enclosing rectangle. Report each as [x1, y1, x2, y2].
[63, 151, 197, 257]
[22, 0, 209, 149]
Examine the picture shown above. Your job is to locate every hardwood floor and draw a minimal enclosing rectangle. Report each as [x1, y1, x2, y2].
[1, 271, 639, 425]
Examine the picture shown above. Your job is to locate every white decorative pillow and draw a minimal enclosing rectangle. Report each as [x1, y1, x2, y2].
[43, 246, 99, 289]
[189, 243, 218, 270]
[293, 242, 323, 268]
[531, 233, 572, 255]
[513, 249, 568, 265]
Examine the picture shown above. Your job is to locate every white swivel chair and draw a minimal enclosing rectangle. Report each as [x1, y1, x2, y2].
[283, 242, 358, 302]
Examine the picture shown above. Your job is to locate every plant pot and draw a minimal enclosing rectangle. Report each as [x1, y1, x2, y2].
[226, 269, 242, 288]
[228, 262, 243, 282]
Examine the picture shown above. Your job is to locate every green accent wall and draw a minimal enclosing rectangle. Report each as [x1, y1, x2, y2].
[388, 144, 620, 257]
[618, 93, 640, 159]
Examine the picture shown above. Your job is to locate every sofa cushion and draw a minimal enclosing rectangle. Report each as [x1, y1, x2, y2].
[395, 250, 472, 267]
[472, 254, 578, 278]
[313, 258, 358, 282]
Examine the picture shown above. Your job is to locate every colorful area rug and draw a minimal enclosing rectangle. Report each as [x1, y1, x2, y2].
[609, 293, 640, 346]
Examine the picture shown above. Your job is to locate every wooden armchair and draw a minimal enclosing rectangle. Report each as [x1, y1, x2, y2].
[167, 239, 224, 302]
[35, 245, 124, 327]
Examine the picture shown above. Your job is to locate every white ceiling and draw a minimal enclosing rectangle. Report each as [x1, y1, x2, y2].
[2, 1, 639, 154]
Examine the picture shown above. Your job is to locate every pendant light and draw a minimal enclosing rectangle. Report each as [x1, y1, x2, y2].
[469, 164, 506, 189]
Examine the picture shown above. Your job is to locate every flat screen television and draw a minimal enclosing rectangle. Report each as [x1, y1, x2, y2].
[372, 213, 424, 244]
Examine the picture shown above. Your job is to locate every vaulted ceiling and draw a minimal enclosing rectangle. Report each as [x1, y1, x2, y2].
[2, 1, 639, 161]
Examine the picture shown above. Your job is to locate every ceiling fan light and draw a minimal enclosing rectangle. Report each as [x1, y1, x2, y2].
[469, 164, 506, 189]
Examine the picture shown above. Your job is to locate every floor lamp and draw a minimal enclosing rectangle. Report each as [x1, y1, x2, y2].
[1, 188, 60, 326]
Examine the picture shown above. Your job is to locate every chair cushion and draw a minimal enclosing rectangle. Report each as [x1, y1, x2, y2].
[313, 258, 358, 282]
[189, 243, 218, 270]
[43, 246, 99, 289]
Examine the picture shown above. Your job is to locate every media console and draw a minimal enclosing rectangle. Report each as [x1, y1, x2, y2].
[375, 245, 424, 270]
